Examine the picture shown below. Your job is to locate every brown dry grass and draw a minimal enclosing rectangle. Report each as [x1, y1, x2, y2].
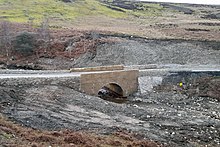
[0, 114, 161, 147]
[68, 12, 220, 41]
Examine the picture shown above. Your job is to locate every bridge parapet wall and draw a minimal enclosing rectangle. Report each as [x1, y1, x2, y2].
[70, 65, 124, 72]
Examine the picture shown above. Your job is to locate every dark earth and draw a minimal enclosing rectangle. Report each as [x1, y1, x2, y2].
[0, 72, 220, 146]
[0, 0, 220, 146]
[0, 31, 220, 147]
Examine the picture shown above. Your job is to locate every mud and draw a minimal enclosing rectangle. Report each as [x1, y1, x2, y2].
[0, 33, 220, 146]
[1, 75, 220, 147]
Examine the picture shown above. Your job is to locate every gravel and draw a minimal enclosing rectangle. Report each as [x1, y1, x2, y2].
[73, 39, 220, 67]
[1, 82, 220, 146]
[1, 36, 220, 146]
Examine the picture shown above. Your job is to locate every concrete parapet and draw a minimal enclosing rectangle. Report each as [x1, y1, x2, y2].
[70, 65, 124, 72]
[126, 64, 157, 70]
[139, 69, 169, 77]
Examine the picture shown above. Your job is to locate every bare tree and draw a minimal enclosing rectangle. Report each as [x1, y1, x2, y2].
[38, 17, 51, 53]
[0, 21, 12, 65]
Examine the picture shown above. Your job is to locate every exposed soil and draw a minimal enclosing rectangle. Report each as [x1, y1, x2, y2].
[0, 74, 220, 146]
[1, 0, 220, 70]
[2, 29, 219, 70]
[0, 1, 220, 147]
[155, 74, 220, 101]
[0, 22, 219, 147]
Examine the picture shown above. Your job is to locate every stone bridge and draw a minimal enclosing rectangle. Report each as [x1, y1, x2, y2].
[1, 65, 219, 98]
[70, 65, 139, 97]
[0, 65, 139, 97]
[80, 70, 139, 97]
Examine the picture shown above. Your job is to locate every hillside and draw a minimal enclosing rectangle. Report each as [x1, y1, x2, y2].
[0, 0, 219, 40]
[0, 1, 220, 147]
[0, 0, 219, 70]
[0, 0, 162, 25]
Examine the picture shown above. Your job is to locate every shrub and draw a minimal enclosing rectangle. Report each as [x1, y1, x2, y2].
[13, 32, 36, 56]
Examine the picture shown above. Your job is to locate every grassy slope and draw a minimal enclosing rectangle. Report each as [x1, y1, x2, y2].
[1, 0, 219, 41]
[0, 0, 163, 25]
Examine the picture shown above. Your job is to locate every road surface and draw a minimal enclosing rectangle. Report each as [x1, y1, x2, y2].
[0, 64, 220, 79]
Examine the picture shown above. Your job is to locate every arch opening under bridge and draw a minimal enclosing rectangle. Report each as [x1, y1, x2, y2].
[98, 83, 124, 98]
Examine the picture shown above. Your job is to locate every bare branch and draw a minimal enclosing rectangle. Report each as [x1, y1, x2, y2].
[0, 21, 12, 64]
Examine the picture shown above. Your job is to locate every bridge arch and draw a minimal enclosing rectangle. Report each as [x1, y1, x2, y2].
[98, 82, 124, 98]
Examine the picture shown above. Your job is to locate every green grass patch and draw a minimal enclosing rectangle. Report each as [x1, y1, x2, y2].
[0, 0, 164, 25]
[0, 0, 79, 24]
[0, 0, 127, 24]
